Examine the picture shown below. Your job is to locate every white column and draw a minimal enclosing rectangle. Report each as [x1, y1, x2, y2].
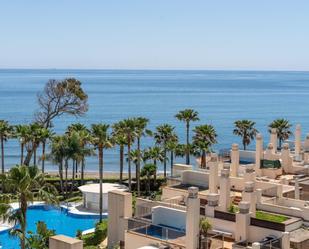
[252, 242, 261, 249]
[270, 128, 277, 153]
[205, 193, 219, 218]
[277, 184, 283, 198]
[242, 181, 256, 216]
[186, 187, 200, 249]
[295, 124, 301, 156]
[294, 176, 300, 200]
[304, 134, 309, 152]
[256, 188, 262, 204]
[281, 232, 290, 249]
[264, 143, 274, 160]
[255, 134, 263, 176]
[219, 169, 231, 212]
[231, 143, 239, 177]
[244, 164, 256, 182]
[281, 143, 292, 173]
[235, 201, 251, 242]
[209, 153, 218, 194]
[108, 191, 132, 249]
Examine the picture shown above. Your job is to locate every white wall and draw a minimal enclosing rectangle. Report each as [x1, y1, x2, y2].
[181, 170, 209, 187]
[125, 231, 161, 249]
[173, 164, 192, 177]
[84, 192, 108, 211]
[248, 225, 282, 242]
[208, 217, 236, 236]
[152, 206, 186, 231]
[258, 201, 309, 222]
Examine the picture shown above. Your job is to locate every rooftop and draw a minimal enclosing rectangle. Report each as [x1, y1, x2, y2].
[78, 183, 127, 194]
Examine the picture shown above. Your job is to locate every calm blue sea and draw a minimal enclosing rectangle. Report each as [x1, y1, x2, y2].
[1, 69, 309, 173]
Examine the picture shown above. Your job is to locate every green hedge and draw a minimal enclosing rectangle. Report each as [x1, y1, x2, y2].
[82, 221, 108, 246]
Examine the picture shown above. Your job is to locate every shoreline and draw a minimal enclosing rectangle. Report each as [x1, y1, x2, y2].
[45, 170, 166, 179]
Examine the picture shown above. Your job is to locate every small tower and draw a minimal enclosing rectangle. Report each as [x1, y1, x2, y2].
[219, 169, 231, 212]
[295, 124, 302, 156]
[242, 181, 256, 216]
[235, 201, 251, 242]
[255, 133, 263, 176]
[231, 143, 239, 177]
[186, 187, 200, 249]
[205, 193, 219, 217]
[209, 153, 219, 194]
[270, 128, 277, 153]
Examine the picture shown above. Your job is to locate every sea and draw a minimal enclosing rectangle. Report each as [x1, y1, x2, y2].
[0, 69, 309, 173]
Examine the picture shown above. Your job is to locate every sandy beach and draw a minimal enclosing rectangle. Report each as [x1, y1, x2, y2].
[45, 170, 126, 179]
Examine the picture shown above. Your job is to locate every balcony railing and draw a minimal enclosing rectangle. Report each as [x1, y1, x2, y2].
[127, 218, 186, 248]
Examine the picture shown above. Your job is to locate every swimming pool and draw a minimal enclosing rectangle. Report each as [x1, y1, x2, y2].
[134, 224, 185, 240]
[0, 205, 100, 249]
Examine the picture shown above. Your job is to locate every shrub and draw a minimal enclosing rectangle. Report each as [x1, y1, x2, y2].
[228, 204, 239, 213]
[82, 220, 108, 246]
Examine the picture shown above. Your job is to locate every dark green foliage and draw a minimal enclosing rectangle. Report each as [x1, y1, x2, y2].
[82, 221, 108, 246]
[26, 221, 55, 249]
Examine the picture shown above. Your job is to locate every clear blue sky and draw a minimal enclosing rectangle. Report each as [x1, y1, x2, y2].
[0, 0, 308, 70]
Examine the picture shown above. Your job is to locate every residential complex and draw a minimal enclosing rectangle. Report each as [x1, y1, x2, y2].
[107, 124, 309, 249]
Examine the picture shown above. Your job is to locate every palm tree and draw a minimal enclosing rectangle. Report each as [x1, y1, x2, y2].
[193, 124, 217, 168]
[47, 135, 67, 194]
[29, 123, 44, 166]
[67, 131, 82, 195]
[117, 119, 137, 191]
[199, 217, 212, 249]
[91, 124, 113, 222]
[27, 221, 55, 249]
[0, 120, 13, 174]
[14, 124, 30, 165]
[133, 117, 151, 196]
[166, 135, 179, 177]
[141, 163, 157, 194]
[0, 165, 58, 249]
[233, 120, 258, 150]
[39, 127, 53, 173]
[144, 146, 164, 186]
[268, 119, 293, 149]
[154, 124, 177, 178]
[127, 149, 142, 195]
[66, 123, 92, 185]
[175, 109, 199, 165]
[112, 122, 128, 184]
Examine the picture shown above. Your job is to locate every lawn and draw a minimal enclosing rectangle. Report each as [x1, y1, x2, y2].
[256, 211, 289, 223]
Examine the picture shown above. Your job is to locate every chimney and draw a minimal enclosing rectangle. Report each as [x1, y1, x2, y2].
[186, 187, 200, 249]
[209, 153, 219, 194]
[255, 134, 263, 176]
[295, 124, 301, 156]
[270, 128, 277, 153]
[219, 169, 231, 211]
[231, 144, 239, 177]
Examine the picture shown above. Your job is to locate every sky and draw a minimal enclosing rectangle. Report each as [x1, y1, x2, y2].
[0, 1, 309, 70]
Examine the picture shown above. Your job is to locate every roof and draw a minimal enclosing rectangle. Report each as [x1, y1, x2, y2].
[78, 183, 128, 194]
[50, 235, 82, 244]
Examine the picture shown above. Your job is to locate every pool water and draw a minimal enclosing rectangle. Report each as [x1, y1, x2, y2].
[0, 205, 99, 249]
[135, 224, 185, 240]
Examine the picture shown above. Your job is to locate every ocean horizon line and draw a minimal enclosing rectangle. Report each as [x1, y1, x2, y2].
[0, 68, 309, 73]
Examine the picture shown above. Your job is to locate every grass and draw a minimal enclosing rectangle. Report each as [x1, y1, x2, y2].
[256, 211, 289, 223]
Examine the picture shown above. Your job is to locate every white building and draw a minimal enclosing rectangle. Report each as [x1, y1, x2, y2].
[78, 183, 127, 212]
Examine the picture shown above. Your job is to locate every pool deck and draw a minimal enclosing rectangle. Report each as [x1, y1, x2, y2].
[62, 203, 107, 218]
[0, 201, 45, 233]
[0, 201, 104, 234]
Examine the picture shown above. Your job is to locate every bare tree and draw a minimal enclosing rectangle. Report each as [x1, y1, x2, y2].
[24, 78, 88, 165]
